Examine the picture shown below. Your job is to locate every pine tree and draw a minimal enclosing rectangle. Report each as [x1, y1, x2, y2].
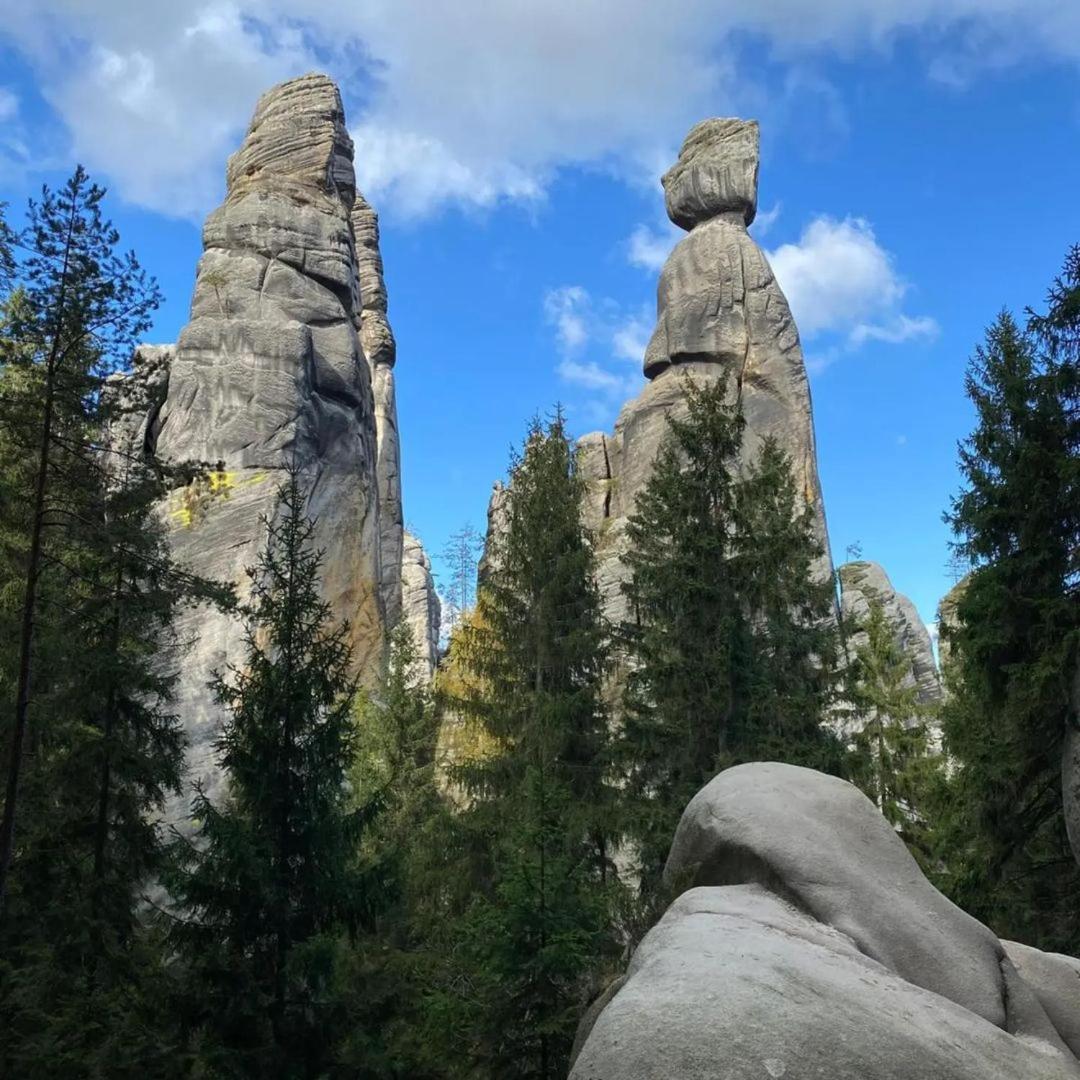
[0, 167, 162, 911]
[166, 470, 367, 1077]
[938, 261, 1079, 950]
[442, 411, 621, 1080]
[618, 376, 841, 883]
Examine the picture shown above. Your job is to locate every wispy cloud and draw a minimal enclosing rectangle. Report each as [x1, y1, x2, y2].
[767, 215, 937, 371]
[627, 222, 680, 272]
[544, 285, 646, 420]
[5, 1, 1079, 218]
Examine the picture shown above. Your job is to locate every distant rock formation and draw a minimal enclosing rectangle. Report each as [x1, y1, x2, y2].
[571, 763, 1080, 1079]
[123, 73, 437, 815]
[936, 575, 969, 682]
[839, 560, 943, 711]
[573, 117, 833, 625]
[401, 531, 441, 679]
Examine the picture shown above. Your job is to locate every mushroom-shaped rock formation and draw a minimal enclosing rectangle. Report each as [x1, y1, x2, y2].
[573, 117, 831, 627]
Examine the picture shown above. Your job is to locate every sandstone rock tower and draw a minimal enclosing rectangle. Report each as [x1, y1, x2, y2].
[838, 560, 943, 709]
[574, 118, 833, 623]
[134, 74, 436, 812]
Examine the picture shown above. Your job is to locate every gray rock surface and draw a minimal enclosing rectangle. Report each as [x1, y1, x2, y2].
[839, 560, 943, 709]
[662, 117, 759, 231]
[152, 73, 386, 813]
[566, 117, 833, 629]
[352, 194, 405, 629]
[1005, 939, 1080, 1059]
[400, 531, 440, 679]
[571, 762, 1080, 1079]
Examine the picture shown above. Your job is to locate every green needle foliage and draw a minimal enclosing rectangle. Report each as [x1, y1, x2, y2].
[441, 410, 622, 1080]
[0, 172, 221, 1076]
[936, 248, 1080, 951]
[845, 593, 940, 862]
[166, 470, 369, 1078]
[0, 168, 163, 912]
[618, 375, 842, 884]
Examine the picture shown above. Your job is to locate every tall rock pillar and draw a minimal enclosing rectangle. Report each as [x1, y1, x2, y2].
[574, 118, 834, 624]
[155, 74, 385, 809]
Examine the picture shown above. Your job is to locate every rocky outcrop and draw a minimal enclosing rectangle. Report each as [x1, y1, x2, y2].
[570, 763, 1080, 1079]
[572, 118, 832, 625]
[400, 531, 440, 679]
[936, 575, 969, 680]
[352, 194, 404, 629]
[839, 560, 942, 708]
[148, 74, 386, 811]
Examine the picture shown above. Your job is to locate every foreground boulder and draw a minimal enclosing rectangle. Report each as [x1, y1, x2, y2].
[570, 763, 1080, 1079]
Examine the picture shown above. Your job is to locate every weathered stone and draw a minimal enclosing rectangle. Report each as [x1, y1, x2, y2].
[350, 191, 409, 632]
[400, 531, 441, 680]
[662, 117, 759, 231]
[839, 560, 943, 709]
[564, 117, 832, 632]
[571, 884, 1080, 1080]
[372, 361, 403, 626]
[936, 574, 969, 680]
[153, 73, 384, 814]
[571, 762, 1080, 1079]
[1005, 939, 1080, 1059]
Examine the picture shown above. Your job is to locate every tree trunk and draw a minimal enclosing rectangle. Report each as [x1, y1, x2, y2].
[0, 196, 77, 916]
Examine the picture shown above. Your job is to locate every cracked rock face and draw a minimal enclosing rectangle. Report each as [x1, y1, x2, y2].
[571, 118, 832, 627]
[571, 764, 1080, 1080]
[839, 560, 943, 711]
[153, 73, 385, 815]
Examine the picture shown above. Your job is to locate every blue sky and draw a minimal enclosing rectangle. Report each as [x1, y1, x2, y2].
[1, 3, 1079, 633]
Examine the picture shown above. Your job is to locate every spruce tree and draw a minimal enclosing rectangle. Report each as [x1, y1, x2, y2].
[335, 622, 458, 1078]
[0, 167, 162, 911]
[938, 254, 1080, 950]
[167, 470, 367, 1077]
[443, 411, 620, 1080]
[845, 594, 940, 860]
[618, 376, 841, 883]
[0, 179, 214, 1074]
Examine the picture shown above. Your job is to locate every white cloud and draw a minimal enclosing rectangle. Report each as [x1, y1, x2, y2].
[0, 89, 18, 123]
[544, 286, 591, 354]
[557, 358, 633, 394]
[545, 286, 647, 412]
[3, 1, 1080, 218]
[627, 223, 680, 272]
[750, 201, 782, 237]
[849, 314, 939, 346]
[767, 215, 937, 357]
[611, 313, 652, 363]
